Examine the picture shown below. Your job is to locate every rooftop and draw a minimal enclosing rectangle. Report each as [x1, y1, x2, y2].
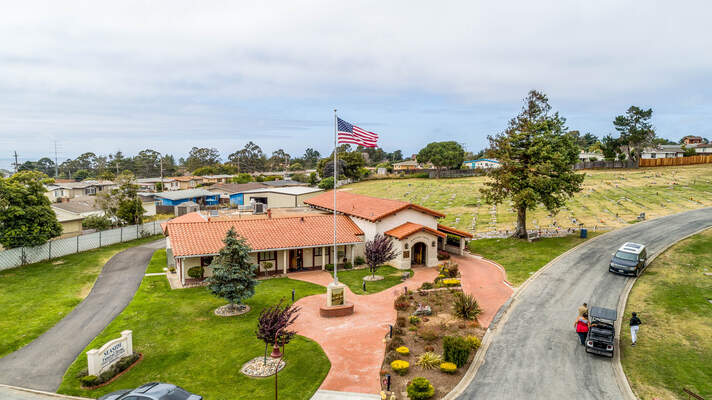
[51, 196, 101, 214]
[385, 222, 445, 240]
[262, 179, 305, 187]
[48, 180, 115, 189]
[206, 182, 269, 194]
[167, 214, 364, 257]
[618, 242, 645, 254]
[154, 189, 217, 200]
[304, 190, 445, 222]
[242, 186, 323, 196]
[136, 177, 176, 183]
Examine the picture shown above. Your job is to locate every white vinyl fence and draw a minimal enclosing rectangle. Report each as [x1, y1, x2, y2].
[0, 219, 168, 271]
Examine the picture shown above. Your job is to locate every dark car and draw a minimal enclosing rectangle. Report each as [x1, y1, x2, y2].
[585, 306, 617, 357]
[98, 382, 202, 400]
[609, 242, 647, 277]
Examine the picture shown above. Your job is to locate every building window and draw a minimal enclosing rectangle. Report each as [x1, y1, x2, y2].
[314, 247, 322, 256]
[651, 153, 656, 159]
[200, 256, 214, 267]
[85, 187, 96, 195]
[258, 251, 277, 262]
[403, 250, 410, 259]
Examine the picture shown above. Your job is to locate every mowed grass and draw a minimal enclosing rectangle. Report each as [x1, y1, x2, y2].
[621, 229, 712, 400]
[145, 249, 168, 274]
[469, 233, 600, 286]
[0, 235, 162, 358]
[58, 275, 329, 400]
[337, 266, 412, 295]
[346, 164, 712, 233]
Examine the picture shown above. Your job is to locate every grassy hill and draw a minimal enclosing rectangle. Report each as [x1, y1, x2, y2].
[344, 164, 712, 234]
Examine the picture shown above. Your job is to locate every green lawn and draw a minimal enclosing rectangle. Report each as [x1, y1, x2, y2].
[468, 232, 600, 286]
[337, 266, 412, 295]
[145, 249, 168, 274]
[621, 228, 712, 400]
[0, 235, 162, 358]
[345, 164, 712, 233]
[58, 277, 330, 400]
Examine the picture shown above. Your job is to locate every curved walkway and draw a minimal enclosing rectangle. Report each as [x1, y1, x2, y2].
[290, 255, 513, 394]
[459, 207, 712, 399]
[0, 240, 164, 392]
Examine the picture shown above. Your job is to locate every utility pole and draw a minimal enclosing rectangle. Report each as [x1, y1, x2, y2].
[13, 151, 19, 173]
[54, 141, 59, 177]
[160, 157, 164, 191]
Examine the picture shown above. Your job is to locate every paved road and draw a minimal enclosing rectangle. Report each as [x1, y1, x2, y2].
[0, 385, 90, 400]
[460, 208, 712, 399]
[0, 240, 164, 392]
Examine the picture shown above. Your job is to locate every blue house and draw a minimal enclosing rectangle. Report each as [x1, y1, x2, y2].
[203, 182, 270, 206]
[154, 189, 220, 207]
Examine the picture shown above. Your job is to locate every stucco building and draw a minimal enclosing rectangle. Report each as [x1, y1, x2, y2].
[163, 191, 472, 285]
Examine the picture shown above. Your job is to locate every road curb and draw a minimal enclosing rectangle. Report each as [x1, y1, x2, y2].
[442, 231, 612, 400]
[0, 384, 92, 399]
[612, 225, 712, 400]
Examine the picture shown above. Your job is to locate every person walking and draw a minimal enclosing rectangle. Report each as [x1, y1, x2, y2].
[578, 302, 588, 317]
[575, 312, 590, 345]
[630, 312, 642, 346]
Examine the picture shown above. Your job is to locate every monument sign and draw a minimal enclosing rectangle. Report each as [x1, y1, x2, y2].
[87, 330, 133, 376]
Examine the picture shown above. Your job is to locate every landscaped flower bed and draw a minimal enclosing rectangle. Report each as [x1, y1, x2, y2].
[381, 288, 484, 399]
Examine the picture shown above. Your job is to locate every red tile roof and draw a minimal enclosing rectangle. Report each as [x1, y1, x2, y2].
[168, 215, 364, 257]
[161, 212, 207, 233]
[304, 191, 445, 222]
[384, 222, 446, 240]
[437, 224, 474, 238]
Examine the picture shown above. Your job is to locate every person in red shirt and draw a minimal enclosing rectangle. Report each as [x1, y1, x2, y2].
[575, 312, 590, 345]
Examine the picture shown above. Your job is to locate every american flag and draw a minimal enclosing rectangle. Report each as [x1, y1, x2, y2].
[337, 117, 378, 148]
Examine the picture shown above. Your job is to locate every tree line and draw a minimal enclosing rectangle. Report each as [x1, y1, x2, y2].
[13, 142, 406, 180]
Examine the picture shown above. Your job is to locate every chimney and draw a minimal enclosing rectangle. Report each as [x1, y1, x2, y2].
[267, 209, 272, 219]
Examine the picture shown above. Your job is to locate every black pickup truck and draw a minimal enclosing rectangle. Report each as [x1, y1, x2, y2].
[585, 306, 617, 358]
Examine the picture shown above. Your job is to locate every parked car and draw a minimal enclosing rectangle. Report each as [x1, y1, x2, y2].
[585, 306, 617, 357]
[98, 382, 202, 400]
[609, 242, 647, 276]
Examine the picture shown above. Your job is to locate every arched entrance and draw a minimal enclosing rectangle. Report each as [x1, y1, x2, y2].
[412, 242, 427, 266]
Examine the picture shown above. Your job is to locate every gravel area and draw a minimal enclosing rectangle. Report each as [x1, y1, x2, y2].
[240, 356, 285, 377]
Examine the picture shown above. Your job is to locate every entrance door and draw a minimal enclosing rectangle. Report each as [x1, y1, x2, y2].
[412, 242, 426, 266]
[289, 249, 303, 271]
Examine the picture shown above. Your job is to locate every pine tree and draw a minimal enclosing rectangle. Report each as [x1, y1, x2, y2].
[482, 90, 584, 238]
[206, 228, 259, 312]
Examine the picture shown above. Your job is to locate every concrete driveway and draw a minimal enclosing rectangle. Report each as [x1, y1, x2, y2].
[459, 207, 712, 399]
[0, 240, 164, 392]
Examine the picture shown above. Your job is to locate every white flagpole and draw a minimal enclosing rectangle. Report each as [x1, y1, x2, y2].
[333, 109, 338, 284]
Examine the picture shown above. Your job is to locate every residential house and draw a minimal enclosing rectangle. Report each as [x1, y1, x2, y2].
[577, 152, 604, 162]
[242, 187, 324, 208]
[169, 176, 204, 190]
[52, 195, 157, 219]
[463, 159, 501, 169]
[136, 178, 179, 192]
[201, 175, 234, 184]
[640, 145, 685, 159]
[393, 160, 421, 171]
[45, 180, 116, 203]
[206, 182, 269, 206]
[163, 191, 472, 285]
[52, 207, 84, 238]
[692, 144, 712, 154]
[681, 135, 704, 145]
[155, 189, 220, 207]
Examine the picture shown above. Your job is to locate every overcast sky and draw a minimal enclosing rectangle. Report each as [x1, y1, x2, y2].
[2, 1, 712, 170]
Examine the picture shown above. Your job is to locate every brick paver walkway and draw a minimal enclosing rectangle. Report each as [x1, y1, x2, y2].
[290, 254, 513, 394]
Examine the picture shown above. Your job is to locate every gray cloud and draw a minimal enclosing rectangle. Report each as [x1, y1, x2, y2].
[1, 0, 712, 167]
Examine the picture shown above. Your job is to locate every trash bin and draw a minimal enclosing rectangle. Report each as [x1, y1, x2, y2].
[580, 228, 588, 239]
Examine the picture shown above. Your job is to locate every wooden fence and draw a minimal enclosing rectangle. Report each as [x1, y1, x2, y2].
[639, 155, 712, 167]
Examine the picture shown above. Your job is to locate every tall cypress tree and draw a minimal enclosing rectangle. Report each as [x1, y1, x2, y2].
[206, 228, 259, 312]
[482, 90, 584, 238]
